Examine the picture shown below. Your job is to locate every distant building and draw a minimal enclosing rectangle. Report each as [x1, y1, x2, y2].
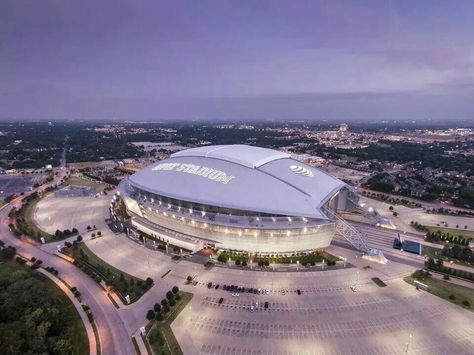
[339, 123, 349, 132]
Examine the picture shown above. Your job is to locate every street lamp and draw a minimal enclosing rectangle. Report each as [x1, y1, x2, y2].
[405, 333, 413, 353]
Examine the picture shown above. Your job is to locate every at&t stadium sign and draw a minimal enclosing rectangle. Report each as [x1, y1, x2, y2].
[152, 163, 235, 185]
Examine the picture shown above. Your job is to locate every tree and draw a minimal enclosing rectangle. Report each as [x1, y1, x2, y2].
[146, 310, 155, 320]
[169, 299, 176, 306]
[389, 206, 394, 211]
[0, 246, 17, 259]
[161, 299, 168, 307]
[186, 275, 193, 283]
[97, 231, 102, 236]
[166, 291, 174, 300]
[76, 235, 83, 242]
[172, 286, 179, 294]
[146, 277, 153, 286]
[72, 227, 78, 234]
[87, 225, 91, 230]
[154, 303, 161, 313]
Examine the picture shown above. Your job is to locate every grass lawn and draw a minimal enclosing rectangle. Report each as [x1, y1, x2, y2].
[0, 260, 89, 354]
[20, 195, 54, 241]
[421, 244, 474, 267]
[425, 226, 474, 241]
[404, 274, 473, 311]
[421, 245, 443, 258]
[71, 242, 150, 302]
[147, 292, 193, 355]
[65, 176, 108, 193]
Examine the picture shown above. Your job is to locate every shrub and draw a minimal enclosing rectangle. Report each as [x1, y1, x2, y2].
[462, 300, 470, 307]
[169, 299, 176, 307]
[0, 246, 17, 260]
[154, 303, 161, 313]
[443, 274, 450, 280]
[449, 294, 456, 300]
[156, 312, 164, 321]
[161, 299, 168, 307]
[146, 277, 154, 287]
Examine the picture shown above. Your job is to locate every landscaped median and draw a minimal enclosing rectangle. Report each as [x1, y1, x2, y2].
[404, 270, 473, 311]
[62, 241, 154, 304]
[8, 191, 54, 242]
[144, 287, 193, 355]
[215, 250, 341, 269]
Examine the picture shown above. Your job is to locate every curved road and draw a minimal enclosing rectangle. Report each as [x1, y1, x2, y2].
[0, 171, 133, 355]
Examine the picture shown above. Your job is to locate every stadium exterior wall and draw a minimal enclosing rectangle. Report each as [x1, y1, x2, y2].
[115, 145, 351, 254]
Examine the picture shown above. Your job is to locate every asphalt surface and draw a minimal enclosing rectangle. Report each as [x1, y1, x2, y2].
[0, 170, 133, 355]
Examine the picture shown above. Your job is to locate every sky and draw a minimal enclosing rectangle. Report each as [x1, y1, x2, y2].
[1, 0, 474, 122]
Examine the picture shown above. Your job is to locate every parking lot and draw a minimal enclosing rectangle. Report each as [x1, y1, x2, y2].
[33, 193, 110, 234]
[47, 194, 473, 355]
[0, 174, 44, 199]
[174, 277, 474, 354]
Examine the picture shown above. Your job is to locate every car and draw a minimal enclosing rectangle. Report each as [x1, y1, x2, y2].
[264, 301, 269, 309]
[218, 297, 224, 304]
[297, 289, 301, 295]
[250, 305, 254, 313]
[215, 284, 220, 290]
[265, 289, 269, 295]
[207, 282, 212, 288]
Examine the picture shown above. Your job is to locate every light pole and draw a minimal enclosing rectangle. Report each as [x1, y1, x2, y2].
[405, 333, 413, 353]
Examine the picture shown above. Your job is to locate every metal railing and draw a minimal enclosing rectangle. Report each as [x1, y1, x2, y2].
[322, 207, 370, 253]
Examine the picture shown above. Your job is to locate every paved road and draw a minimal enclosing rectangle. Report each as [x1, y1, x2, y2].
[0, 169, 134, 355]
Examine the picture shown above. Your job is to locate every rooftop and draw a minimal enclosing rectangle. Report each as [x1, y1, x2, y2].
[172, 145, 290, 169]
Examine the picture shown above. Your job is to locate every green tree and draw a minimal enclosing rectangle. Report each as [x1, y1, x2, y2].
[146, 310, 155, 320]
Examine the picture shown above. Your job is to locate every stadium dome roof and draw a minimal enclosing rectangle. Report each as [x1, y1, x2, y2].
[128, 145, 346, 219]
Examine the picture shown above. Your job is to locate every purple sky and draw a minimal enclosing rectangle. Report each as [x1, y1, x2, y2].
[1, 0, 474, 121]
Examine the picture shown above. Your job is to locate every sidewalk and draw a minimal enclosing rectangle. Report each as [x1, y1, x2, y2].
[38, 269, 98, 355]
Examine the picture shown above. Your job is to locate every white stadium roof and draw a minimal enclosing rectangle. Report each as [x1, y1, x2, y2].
[128, 145, 345, 219]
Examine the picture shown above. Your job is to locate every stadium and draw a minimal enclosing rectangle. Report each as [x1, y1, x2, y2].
[115, 145, 360, 254]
